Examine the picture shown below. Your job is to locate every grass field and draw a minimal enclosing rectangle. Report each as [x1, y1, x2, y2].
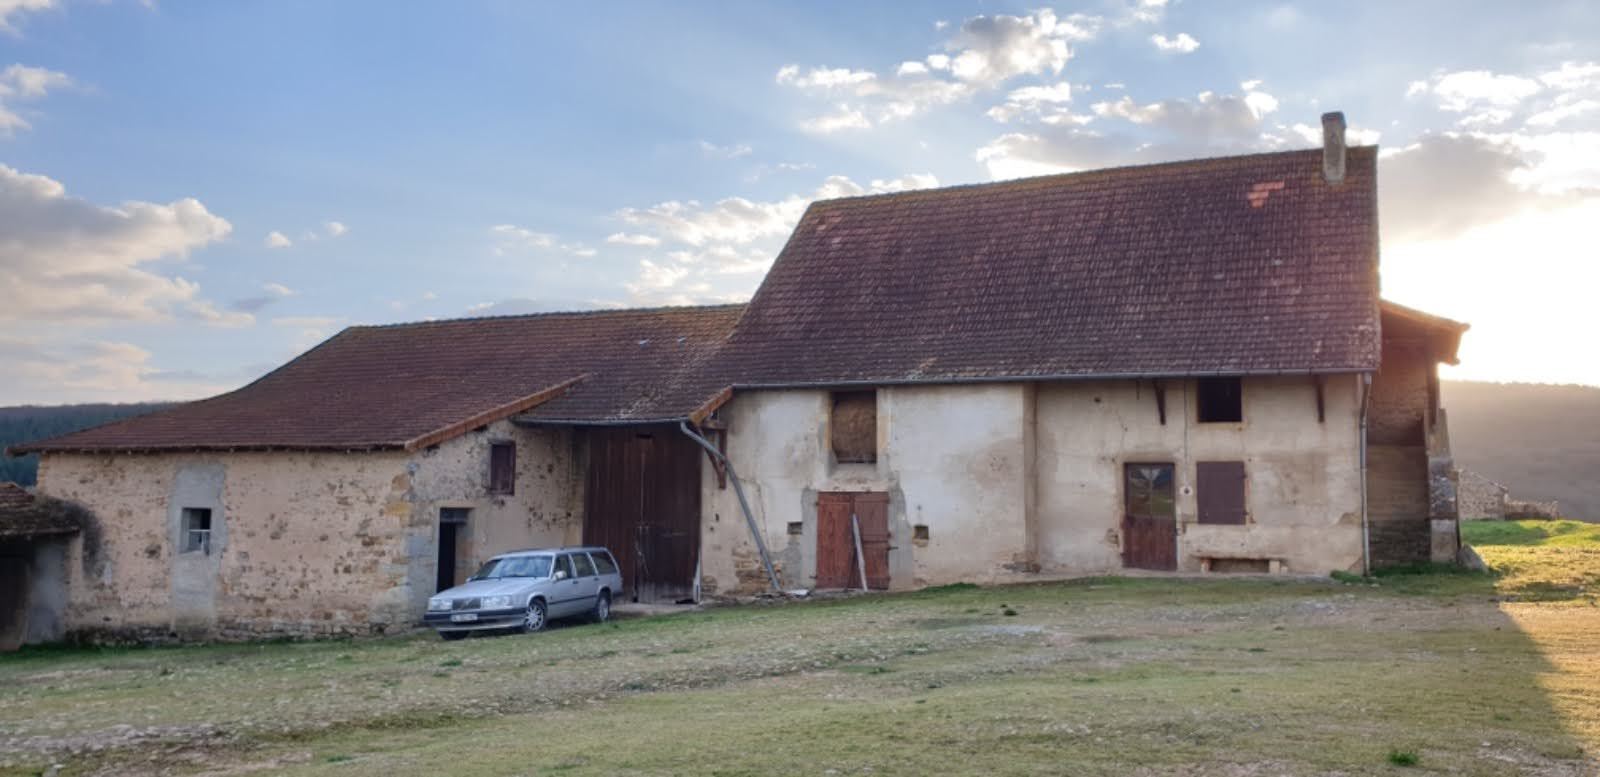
[1, 522, 1597, 776]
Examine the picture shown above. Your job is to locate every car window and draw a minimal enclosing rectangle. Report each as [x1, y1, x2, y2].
[504, 555, 553, 579]
[553, 553, 573, 579]
[572, 552, 597, 577]
[591, 552, 618, 575]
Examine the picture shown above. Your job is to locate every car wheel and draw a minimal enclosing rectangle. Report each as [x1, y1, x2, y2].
[439, 630, 468, 642]
[521, 598, 547, 634]
[591, 590, 612, 623]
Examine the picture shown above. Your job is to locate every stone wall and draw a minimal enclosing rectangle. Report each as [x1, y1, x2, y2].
[1458, 470, 1509, 520]
[34, 418, 584, 642]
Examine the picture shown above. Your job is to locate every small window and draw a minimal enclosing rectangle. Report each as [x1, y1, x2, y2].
[1196, 461, 1247, 525]
[572, 552, 597, 578]
[590, 552, 618, 576]
[1196, 377, 1243, 423]
[489, 441, 516, 495]
[831, 390, 878, 464]
[181, 508, 212, 554]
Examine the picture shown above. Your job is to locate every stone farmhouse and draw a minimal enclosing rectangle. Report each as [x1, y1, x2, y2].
[9, 114, 1470, 641]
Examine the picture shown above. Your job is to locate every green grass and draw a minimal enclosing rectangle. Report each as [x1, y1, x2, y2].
[2, 546, 1598, 776]
[1463, 519, 1600, 548]
[1464, 519, 1600, 601]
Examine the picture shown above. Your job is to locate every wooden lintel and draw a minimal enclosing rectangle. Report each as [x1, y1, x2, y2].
[1314, 374, 1326, 423]
[1153, 379, 1167, 425]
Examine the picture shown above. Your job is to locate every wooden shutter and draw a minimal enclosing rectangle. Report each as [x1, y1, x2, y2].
[830, 392, 877, 463]
[1196, 461, 1247, 525]
[489, 442, 516, 495]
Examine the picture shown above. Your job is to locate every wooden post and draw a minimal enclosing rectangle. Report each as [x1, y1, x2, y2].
[851, 512, 869, 593]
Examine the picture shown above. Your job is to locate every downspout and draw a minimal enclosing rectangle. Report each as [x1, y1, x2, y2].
[679, 421, 783, 594]
[1358, 373, 1373, 576]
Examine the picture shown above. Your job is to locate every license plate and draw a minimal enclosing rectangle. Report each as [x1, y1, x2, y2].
[450, 613, 478, 623]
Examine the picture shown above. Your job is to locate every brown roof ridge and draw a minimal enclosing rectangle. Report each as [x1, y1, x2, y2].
[809, 145, 1380, 208]
[347, 302, 749, 332]
[402, 374, 589, 451]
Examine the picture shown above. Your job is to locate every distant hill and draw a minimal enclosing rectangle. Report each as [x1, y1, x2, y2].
[0, 403, 176, 487]
[1443, 381, 1600, 522]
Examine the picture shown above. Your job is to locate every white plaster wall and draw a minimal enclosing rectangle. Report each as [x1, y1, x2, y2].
[703, 384, 1031, 595]
[1035, 376, 1365, 575]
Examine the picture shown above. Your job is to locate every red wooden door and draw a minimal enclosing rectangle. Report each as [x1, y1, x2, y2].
[815, 492, 890, 590]
[1122, 463, 1177, 571]
[853, 493, 891, 590]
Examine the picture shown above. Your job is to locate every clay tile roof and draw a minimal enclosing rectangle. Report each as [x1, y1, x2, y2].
[717, 146, 1382, 386]
[9, 305, 745, 454]
[0, 483, 80, 538]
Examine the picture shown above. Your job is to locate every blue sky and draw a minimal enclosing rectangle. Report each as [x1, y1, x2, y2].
[2, 0, 1598, 403]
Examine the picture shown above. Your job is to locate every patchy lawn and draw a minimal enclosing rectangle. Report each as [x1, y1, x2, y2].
[2, 553, 1598, 776]
[1465, 519, 1600, 601]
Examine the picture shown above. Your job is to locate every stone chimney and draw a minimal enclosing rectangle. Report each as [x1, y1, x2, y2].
[1321, 111, 1346, 184]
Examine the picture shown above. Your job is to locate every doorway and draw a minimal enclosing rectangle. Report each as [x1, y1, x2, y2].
[816, 491, 891, 589]
[1122, 463, 1177, 571]
[582, 426, 702, 603]
[437, 508, 469, 592]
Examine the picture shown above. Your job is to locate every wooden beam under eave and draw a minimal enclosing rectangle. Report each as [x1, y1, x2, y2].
[402, 374, 589, 452]
[687, 386, 734, 426]
[1314, 374, 1326, 423]
[1153, 379, 1167, 425]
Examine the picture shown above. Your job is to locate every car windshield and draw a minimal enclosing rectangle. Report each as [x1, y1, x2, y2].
[472, 555, 553, 580]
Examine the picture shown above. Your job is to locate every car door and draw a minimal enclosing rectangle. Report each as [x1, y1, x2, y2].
[570, 552, 600, 609]
[549, 553, 584, 617]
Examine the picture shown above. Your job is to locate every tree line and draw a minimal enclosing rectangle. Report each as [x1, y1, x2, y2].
[0, 403, 175, 487]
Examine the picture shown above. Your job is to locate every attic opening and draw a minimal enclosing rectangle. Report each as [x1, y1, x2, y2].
[831, 390, 878, 464]
[1196, 377, 1243, 423]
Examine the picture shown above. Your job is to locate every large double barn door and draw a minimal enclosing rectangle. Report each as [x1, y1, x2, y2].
[583, 427, 701, 603]
[816, 492, 891, 590]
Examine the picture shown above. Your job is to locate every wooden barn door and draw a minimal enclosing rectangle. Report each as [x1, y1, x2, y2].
[583, 427, 702, 603]
[816, 492, 891, 590]
[1122, 463, 1178, 571]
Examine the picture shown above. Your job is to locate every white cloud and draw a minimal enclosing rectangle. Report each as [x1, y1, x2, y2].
[698, 140, 753, 159]
[777, 9, 1099, 130]
[0, 164, 233, 325]
[0, 337, 242, 404]
[987, 81, 1076, 122]
[605, 232, 662, 247]
[1091, 88, 1279, 142]
[323, 220, 348, 237]
[1150, 32, 1200, 54]
[615, 173, 937, 304]
[264, 230, 292, 249]
[0, 0, 54, 35]
[617, 196, 808, 246]
[489, 224, 592, 258]
[263, 282, 295, 297]
[800, 104, 872, 133]
[0, 63, 71, 136]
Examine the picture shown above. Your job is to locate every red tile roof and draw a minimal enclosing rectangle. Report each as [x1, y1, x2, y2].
[11, 146, 1403, 454]
[10, 305, 743, 454]
[717, 147, 1381, 386]
[0, 482, 80, 538]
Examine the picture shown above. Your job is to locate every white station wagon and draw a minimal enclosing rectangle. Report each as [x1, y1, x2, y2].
[424, 546, 622, 640]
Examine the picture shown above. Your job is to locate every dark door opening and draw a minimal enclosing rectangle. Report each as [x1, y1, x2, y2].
[816, 492, 891, 590]
[1123, 463, 1178, 571]
[437, 508, 469, 592]
[583, 427, 701, 603]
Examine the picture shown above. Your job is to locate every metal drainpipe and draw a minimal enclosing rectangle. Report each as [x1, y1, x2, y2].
[679, 421, 783, 593]
[1358, 373, 1373, 576]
